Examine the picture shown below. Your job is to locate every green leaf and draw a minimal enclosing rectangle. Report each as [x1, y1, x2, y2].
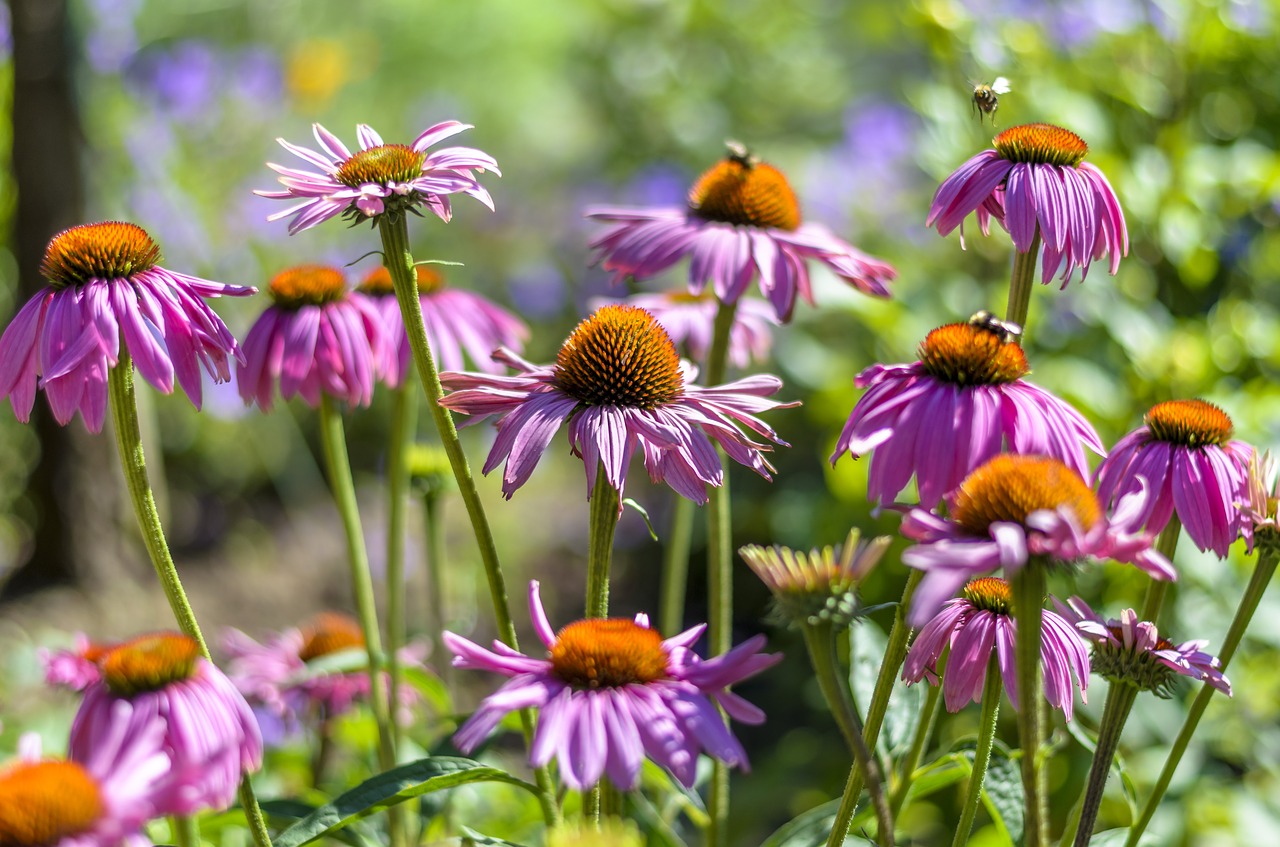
[255, 800, 380, 847]
[978, 745, 1024, 847]
[413, 259, 466, 268]
[622, 497, 659, 541]
[272, 758, 536, 847]
[400, 665, 453, 715]
[625, 791, 689, 847]
[758, 799, 874, 847]
[458, 827, 530, 847]
[848, 622, 925, 755]
[1087, 829, 1159, 847]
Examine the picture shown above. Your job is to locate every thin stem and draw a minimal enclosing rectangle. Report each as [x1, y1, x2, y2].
[1141, 516, 1182, 624]
[1012, 559, 1048, 847]
[1125, 545, 1280, 847]
[659, 497, 695, 636]
[1069, 682, 1140, 847]
[107, 348, 271, 847]
[172, 816, 198, 847]
[377, 216, 562, 827]
[311, 713, 335, 789]
[842, 568, 925, 818]
[953, 660, 1003, 847]
[421, 488, 452, 690]
[1005, 228, 1042, 330]
[586, 469, 620, 619]
[804, 623, 894, 847]
[316, 395, 404, 847]
[376, 216, 518, 650]
[827, 759, 865, 847]
[385, 383, 419, 752]
[889, 672, 943, 817]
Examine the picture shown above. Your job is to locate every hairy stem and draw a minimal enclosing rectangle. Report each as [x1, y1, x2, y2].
[953, 660, 1003, 847]
[1140, 516, 1182, 625]
[586, 469, 620, 619]
[1012, 559, 1048, 847]
[1067, 681, 1139, 847]
[1005, 228, 1042, 330]
[385, 382, 419, 752]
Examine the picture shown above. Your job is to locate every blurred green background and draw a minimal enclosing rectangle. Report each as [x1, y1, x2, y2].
[2, 0, 1280, 845]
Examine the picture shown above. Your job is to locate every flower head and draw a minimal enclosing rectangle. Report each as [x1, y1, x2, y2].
[0, 222, 254, 432]
[1095, 399, 1252, 558]
[1240, 450, 1280, 554]
[902, 454, 1176, 625]
[438, 305, 795, 504]
[591, 289, 777, 370]
[236, 265, 387, 410]
[445, 581, 781, 790]
[739, 528, 891, 629]
[926, 123, 1128, 285]
[41, 634, 114, 692]
[903, 577, 1089, 718]
[222, 612, 421, 732]
[831, 317, 1105, 508]
[0, 711, 171, 847]
[358, 264, 527, 384]
[258, 122, 499, 233]
[587, 144, 895, 322]
[69, 632, 262, 816]
[1057, 597, 1231, 697]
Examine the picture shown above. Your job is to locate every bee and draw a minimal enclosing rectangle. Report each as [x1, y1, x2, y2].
[970, 77, 1011, 124]
[968, 309, 1022, 343]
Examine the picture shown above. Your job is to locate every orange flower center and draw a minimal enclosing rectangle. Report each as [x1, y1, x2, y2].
[992, 123, 1089, 167]
[1144, 399, 1234, 448]
[553, 305, 684, 409]
[549, 619, 669, 689]
[358, 265, 444, 296]
[40, 222, 161, 289]
[100, 632, 200, 697]
[268, 265, 347, 309]
[688, 152, 801, 231]
[918, 323, 1029, 385]
[0, 761, 104, 847]
[335, 144, 425, 188]
[952, 454, 1101, 536]
[298, 613, 367, 662]
[962, 576, 1012, 615]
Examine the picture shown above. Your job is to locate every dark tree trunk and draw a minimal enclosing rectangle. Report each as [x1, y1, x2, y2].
[2, 0, 121, 599]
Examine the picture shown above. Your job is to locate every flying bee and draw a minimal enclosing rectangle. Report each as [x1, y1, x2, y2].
[968, 309, 1022, 343]
[970, 77, 1011, 125]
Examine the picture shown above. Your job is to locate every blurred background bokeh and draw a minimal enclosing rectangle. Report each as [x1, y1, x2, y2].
[2, 0, 1280, 844]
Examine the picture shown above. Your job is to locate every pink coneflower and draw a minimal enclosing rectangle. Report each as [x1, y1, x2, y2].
[901, 454, 1176, 626]
[1095, 399, 1252, 558]
[438, 305, 794, 503]
[257, 122, 499, 234]
[41, 635, 113, 693]
[831, 319, 1105, 509]
[1240, 450, 1280, 552]
[357, 264, 527, 384]
[69, 632, 263, 816]
[223, 612, 421, 731]
[587, 145, 895, 322]
[0, 222, 253, 432]
[590, 290, 777, 370]
[446, 581, 781, 790]
[903, 577, 1089, 718]
[0, 710, 171, 847]
[1057, 598, 1231, 696]
[237, 265, 387, 411]
[927, 123, 1128, 285]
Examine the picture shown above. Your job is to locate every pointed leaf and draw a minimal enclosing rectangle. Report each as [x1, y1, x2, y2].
[272, 758, 536, 847]
[622, 497, 660, 541]
[255, 800, 380, 847]
[458, 828, 531, 847]
[758, 799, 875, 847]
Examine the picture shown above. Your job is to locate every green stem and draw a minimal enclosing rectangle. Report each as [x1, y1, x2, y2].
[1068, 682, 1140, 847]
[660, 497, 695, 636]
[841, 568, 925, 817]
[1141, 516, 1182, 625]
[107, 348, 271, 847]
[889, 669, 943, 817]
[953, 660, 1003, 847]
[385, 383, 419, 752]
[827, 759, 865, 847]
[376, 216, 518, 650]
[316, 395, 404, 847]
[1012, 558, 1048, 847]
[376, 216, 561, 827]
[421, 488, 452, 691]
[172, 816, 198, 847]
[804, 623, 894, 847]
[586, 469, 620, 619]
[1124, 544, 1280, 847]
[1005, 228, 1041, 330]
